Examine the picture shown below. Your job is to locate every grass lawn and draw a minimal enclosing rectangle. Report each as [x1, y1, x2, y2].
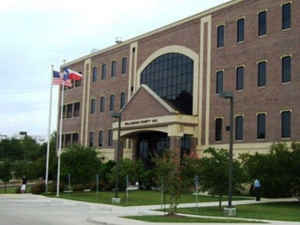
[177, 202, 300, 222]
[45, 191, 251, 206]
[125, 215, 263, 223]
[0, 185, 32, 194]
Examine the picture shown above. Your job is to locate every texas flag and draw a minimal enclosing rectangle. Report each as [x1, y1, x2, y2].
[64, 68, 82, 80]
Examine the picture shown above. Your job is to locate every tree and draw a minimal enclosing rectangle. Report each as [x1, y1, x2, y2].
[61, 145, 103, 185]
[199, 148, 246, 209]
[0, 161, 12, 192]
[153, 150, 189, 215]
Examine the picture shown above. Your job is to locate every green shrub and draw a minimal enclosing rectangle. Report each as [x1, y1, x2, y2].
[31, 183, 45, 194]
[48, 183, 64, 193]
[72, 184, 86, 192]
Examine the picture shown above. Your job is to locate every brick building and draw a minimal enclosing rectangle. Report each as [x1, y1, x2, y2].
[59, 0, 300, 162]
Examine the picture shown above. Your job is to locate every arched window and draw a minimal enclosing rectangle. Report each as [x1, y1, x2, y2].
[140, 53, 193, 114]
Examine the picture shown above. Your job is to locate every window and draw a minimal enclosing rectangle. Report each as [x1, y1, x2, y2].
[236, 67, 244, 90]
[216, 71, 223, 94]
[73, 102, 80, 117]
[281, 111, 291, 138]
[122, 57, 127, 74]
[120, 92, 126, 109]
[215, 118, 223, 141]
[140, 53, 194, 114]
[67, 104, 73, 118]
[235, 116, 244, 140]
[108, 129, 113, 146]
[89, 132, 94, 147]
[282, 3, 291, 30]
[92, 66, 97, 82]
[100, 97, 105, 112]
[282, 56, 291, 83]
[258, 62, 266, 87]
[63, 105, 66, 119]
[72, 133, 79, 145]
[257, 114, 266, 139]
[98, 131, 103, 147]
[258, 11, 267, 36]
[101, 64, 106, 80]
[75, 73, 82, 87]
[109, 95, 115, 111]
[111, 61, 116, 77]
[217, 25, 224, 48]
[65, 134, 71, 146]
[90, 99, 96, 114]
[237, 18, 244, 42]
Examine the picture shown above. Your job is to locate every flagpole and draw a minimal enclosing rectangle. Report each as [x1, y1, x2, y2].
[45, 65, 54, 193]
[56, 82, 64, 197]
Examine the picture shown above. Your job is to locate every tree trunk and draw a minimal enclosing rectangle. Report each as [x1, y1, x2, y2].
[218, 194, 222, 209]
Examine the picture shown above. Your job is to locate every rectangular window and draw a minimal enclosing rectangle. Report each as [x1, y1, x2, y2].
[65, 134, 71, 147]
[257, 114, 266, 139]
[109, 95, 115, 111]
[282, 56, 291, 82]
[122, 57, 127, 74]
[72, 133, 79, 145]
[236, 67, 244, 90]
[101, 64, 106, 80]
[111, 61, 116, 77]
[89, 132, 94, 147]
[216, 71, 223, 94]
[98, 131, 103, 147]
[215, 118, 223, 141]
[120, 92, 126, 109]
[237, 18, 245, 42]
[282, 3, 291, 30]
[217, 25, 224, 48]
[235, 116, 244, 140]
[90, 99, 96, 114]
[63, 105, 66, 119]
[258, 62, 266, 87]
[100, 97, 105, 112]
[258, 11, 267, 36]
[92, 66, 97, 82]
[108, 129, 113, 146]
[67, 104, 73, 118]
[73, 102, 80, 117]
[281, 111, 291, 138]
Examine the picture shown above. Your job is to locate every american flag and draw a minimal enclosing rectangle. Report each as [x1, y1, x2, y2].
[52, 70, 72, 87]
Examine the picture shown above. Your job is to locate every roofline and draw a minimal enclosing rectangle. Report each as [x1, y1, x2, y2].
[61, 0, 243, 68]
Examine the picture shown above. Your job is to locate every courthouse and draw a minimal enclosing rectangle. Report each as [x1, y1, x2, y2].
[59, 0, 300, 162]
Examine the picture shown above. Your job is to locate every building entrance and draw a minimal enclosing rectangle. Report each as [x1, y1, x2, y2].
[136, 131, 169, 169]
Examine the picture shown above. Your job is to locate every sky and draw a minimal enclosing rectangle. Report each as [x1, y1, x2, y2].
[0, 0, 228, 138]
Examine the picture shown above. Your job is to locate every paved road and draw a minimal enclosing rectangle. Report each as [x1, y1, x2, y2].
[0, 194, 299, 225]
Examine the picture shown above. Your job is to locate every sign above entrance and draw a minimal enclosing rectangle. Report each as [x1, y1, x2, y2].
[124, 119, 158, 127]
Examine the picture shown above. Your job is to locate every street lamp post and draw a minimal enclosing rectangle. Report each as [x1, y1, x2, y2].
[111, 112, 121, 201]
[218, 92, 234, 209]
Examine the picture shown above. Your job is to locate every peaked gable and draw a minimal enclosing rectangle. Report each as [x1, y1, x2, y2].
[121, 85, 177, 121]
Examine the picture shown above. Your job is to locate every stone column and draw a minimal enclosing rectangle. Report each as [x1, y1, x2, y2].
[168, 136, 182, 164]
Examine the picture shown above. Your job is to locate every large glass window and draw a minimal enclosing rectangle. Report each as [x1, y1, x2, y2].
[89, 132, 94, 147]
[72, 133, 79, 145]
[235, 116, 244, 140]
[120, 92, 126, 109]
[236, 67, 244, 90]
[73, 102, 80, 117]
[258, 11, 267, 36]
[101, 64, 106, 80]
[98, 131, 103, 147]
[217, 25, 224, 48]
[108, 129, 113, 146]
[111, 61, 116, 78]
[109, 95, 115, 111]
[140, 53, 194, 114]
[67, 104, 73, 118]
[258, 62, 266, 87]
[100, 97, 105, 112]
[237, 18, 244, 42]
[282, 56, 291, 83]
[257, 114, 266, 139]
[122, 57, 127, 74]
[215, 118, 223, 141]
[282, 3, 291, 30]
[281, 111, 291, 138]
[92, 66, 97, 82]
[90, 99, 96, 114]
[216, 71, 223, 94]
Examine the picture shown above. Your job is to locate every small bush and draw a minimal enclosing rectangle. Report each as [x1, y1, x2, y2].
[31, 183, 45, 194]
[48, 183, 64, 193]
[16, 186, 21, 194]
[72, 184, 87, 192]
